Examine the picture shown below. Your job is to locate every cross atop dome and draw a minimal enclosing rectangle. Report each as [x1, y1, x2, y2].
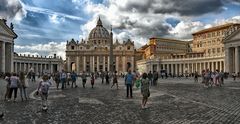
[97, 16, 102, 27]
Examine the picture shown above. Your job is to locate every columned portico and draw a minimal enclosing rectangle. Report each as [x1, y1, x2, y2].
[1, 41, 6, 72]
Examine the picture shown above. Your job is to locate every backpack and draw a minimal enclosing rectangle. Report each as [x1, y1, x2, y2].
[40, 81, 50, 94]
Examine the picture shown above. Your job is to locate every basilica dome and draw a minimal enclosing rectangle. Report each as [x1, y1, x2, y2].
[88, 18, 110, 40]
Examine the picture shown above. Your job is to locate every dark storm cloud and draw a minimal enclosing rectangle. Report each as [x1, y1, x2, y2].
[0, 0, 25, 19]
[153, 0, 224, 16]
[133, 23, 171, 38]
[118, 0, 226, 16]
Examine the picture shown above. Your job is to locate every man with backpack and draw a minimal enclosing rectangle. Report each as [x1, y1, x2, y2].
[37, 75, 52, 111]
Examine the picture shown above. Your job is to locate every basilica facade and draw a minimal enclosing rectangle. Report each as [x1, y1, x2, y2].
[65, 18, 135, 74]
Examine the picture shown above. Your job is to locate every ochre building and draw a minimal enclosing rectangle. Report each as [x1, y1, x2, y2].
[137, 23, 240, 74]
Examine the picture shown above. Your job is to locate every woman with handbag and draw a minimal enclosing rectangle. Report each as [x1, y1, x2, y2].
[141, 73, 150, 109]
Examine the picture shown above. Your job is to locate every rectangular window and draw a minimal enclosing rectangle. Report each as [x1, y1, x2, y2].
[212, 48, 215, 54]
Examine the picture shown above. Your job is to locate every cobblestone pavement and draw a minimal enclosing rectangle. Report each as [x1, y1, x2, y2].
[0, 77, 240, 124]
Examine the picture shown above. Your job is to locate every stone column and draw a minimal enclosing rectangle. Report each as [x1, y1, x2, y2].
[195, 63, 199, 72]
[76, 56, 79, 73]
[103, 56, 105, 71]
[2, 42, 5, 72]
[50, 63, 53, 73]
[225, 48, 230, 72]
[204, 62, 206, 70]
[67, 57, 71, 72]
[180, 64, 182, 74]
[175, 64, 177, 75]
[122, 56, 126, 72]
[167, 64, 169, 74]
[211, 62, 214, 72]
[90, 56, 93, 72]
[220, 61, 223, 71]
[23, 63, 26, 72]
[93, 56, 95, 72]
[191, 63, 194, 73]
[11, 44, 14, 72]
[15, 62, 17, 73]
[183, 63, 186, 74]
[116, 56, 119, 71]
[207, 62, 210, 70]
[235, 47, 239, 73]
[40, 64, 42, 74]
[36, 63, 38, 74]
[83, 56, 86, 71]
[199, 63, 202, 73]
[19, 62, 23, 72]
[108, 56, 110, 71]
[171, 64, 173, 74]
[97, 56, 100, 72]
[131, 56, 134, 70]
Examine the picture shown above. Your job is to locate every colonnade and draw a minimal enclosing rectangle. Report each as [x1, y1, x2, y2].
[13, 62, 60, 74]
[68, 55, 135, 73]
[147, 60, 224, 75]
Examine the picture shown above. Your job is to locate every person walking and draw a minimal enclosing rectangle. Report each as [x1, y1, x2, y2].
[8, 73, 20, 102]
[100, 71, 105, 84]
[4, 72, 11, 101]
[152, 71, 159, 86]
[125, 69, 134, 98]
[67, 72, 71, 86]
[19, 72, 28, 101]
[71, 71, 78, 88]
[60, 70, 67, 90]
[81, 71, 87, 88]
[111, 71, 119, 89]
[91, 73, 95, 88]
[106, 71, 109, 84]
[141, 73, 150, 109]
[54, 71, 61, 90]
[37, 75, 52, 111]
[194, 71, 198, 83]
[147, 71, 153, 86]
[219, 70, 224, 86]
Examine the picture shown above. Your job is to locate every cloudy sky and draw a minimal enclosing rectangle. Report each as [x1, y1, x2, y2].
[1, 0, 240, 59]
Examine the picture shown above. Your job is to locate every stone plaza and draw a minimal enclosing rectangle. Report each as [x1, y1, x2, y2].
[1, 77, 240, 124]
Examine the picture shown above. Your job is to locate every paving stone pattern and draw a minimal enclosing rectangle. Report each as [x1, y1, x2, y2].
[0, 77, 240, 124]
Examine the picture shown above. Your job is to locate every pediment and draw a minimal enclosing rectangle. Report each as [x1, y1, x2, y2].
[0, 21, 17, 38]
[224, 29, 240, 43]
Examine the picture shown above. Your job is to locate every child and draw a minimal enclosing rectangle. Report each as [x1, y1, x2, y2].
[37, 75, 52, 111]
